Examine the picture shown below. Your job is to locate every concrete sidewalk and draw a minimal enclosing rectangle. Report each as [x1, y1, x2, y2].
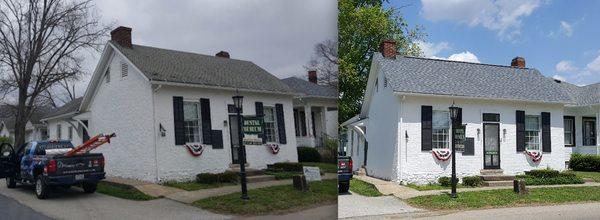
[354, 175, 600, 199]
[105, 173, 336, 204]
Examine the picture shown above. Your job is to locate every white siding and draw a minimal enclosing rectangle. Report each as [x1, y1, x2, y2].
[46, 119, 84, 146]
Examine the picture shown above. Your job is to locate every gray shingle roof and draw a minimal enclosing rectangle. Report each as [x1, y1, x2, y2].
[42, 97, 83, 120]
[375, 53, 574, 104]
[111, 41, 295, 94]
[555, 81, 600, 106]
[281, 77, 337, 98]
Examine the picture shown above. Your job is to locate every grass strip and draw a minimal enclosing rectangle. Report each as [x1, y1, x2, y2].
[96, 181, 157, 201]
[350, 179, 382, 196]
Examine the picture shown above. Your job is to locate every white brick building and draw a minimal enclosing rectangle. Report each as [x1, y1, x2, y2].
[343, 41, 600, 185]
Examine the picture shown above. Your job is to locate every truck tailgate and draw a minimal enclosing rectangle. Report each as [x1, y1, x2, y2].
[53, 154, 104, 175]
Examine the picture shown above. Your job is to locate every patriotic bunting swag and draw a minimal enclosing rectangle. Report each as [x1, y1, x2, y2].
[432, 149, 452, 161]
[524, 150, 542, 163]
[185, 144, 204, 157]
[266, 143, 280, 154]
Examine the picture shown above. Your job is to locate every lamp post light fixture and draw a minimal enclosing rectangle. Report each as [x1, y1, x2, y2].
[232, 92, 249, 201]
[449, 102, 460, 199]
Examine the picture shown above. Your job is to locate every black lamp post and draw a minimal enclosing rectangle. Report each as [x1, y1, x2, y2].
[233, 93, 249, 200]
[449, 102, 460, 199]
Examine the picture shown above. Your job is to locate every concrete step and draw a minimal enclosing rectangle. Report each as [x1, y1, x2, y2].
[480, 169, 504, 175]
[483, 180, 514, 187]
[480, 175, 515, 181]
[246, 175, 276, 183]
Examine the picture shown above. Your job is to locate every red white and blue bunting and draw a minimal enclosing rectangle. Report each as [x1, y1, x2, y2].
[432, 149, 452, 161]
[266, 143, 280, 154]
[524, 150, 542, 163]
[185, 144, 204, 157]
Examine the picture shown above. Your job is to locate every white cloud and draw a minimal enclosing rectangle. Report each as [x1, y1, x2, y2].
[552, 75, 566, 82]
[586, 55, 600, 72]
[415, 41, 451, 57]
[420, 0, 541, 39]
[555, 60, 578, 72]
[559, 21, 573, 37]
[447, 51, 481, 63]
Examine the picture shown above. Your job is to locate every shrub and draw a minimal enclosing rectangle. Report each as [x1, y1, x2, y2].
[570, 153, 600, 172]
[268, 162, 303, 172]
[0, 136, 12, 144]
[196, 171, 238, 184]
[438, 176, 451, 187]
[297, 147, 321, 162]
[521, 176, 584, 185]
[525, 168, 560, 178]
[462, 176, 483, 187]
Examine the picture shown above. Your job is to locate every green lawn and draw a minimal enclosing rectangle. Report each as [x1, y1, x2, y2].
[571, 171, 600, 182]
[264, 171, 301, 180]
[349, 179, 382, 196]
[162, 181, 236, 191]
[407, 183, 456, 191]
[301, 162, 337, 173]
[96, 181, 157, 201]
[407, 186, 600, 210]
[193, 179, 337, 215]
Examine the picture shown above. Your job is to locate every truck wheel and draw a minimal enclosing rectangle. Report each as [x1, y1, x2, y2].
[338, 182, 350, 193]
[82, 183, 97, 193]
[35, 177, 50, 199]
[6, 176, 16, 188]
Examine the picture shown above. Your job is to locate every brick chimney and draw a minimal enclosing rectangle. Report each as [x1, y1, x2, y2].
[308, 70, 317, 84]
[380, 39, 396, 59]
[110, 26, 132, 48]
[511, 57, 526, 68]
[216, 51, 230, 58]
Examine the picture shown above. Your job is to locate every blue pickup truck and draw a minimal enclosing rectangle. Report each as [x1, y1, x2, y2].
[0, 140, 105, 199]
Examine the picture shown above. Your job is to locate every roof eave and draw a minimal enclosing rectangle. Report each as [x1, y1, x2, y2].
[40, 111, 79, 122]
[150, 80, 297, 96]
[393, 91, 573, 105]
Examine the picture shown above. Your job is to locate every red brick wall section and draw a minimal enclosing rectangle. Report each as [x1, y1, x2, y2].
[111, 26, 132, 48]
[380, 39, 397, 59]
[308, 70, 317, 84]
[511, 57, 526, 68]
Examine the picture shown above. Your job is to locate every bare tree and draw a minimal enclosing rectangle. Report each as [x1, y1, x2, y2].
[305, 39, 338, 87]
[0, 0, 108, 147]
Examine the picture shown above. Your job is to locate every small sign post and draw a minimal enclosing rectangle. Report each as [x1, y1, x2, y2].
[302, 166, 322, 182]
[242, 116, 263, 145]
[453, 124, 466, 153]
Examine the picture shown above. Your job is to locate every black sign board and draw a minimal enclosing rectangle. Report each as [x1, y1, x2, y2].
[453, 124, 466, 152]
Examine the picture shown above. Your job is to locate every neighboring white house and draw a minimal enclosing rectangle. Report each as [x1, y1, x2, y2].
[45, 26, 299, 183]
[282, 72, 338, 148]
[0, 105, 51, 143]
[343, 40, 599, 185]
[41, 97, 88, 147]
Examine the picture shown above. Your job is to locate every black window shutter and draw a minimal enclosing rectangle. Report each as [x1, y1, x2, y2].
[211, 130, 223, 149]
[421, 106, 432, 151]
[255, 102, 266, 144]
[200, 98, 212, 145]
[173, 96, 185, 145]
[456, 108, 463, 126]
[516, 110, 525, 152]
[275, 103, 287, 144]
[541, 112, 551, 152]
[463, 137, 474, 155]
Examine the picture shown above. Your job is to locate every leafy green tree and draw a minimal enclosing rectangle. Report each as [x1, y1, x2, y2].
[338, 0, 423, 122]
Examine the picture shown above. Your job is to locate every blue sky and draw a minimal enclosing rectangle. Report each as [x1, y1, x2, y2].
[390, 0, 600, 85]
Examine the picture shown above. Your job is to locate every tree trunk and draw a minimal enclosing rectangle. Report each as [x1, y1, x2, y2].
[13, 88, 29, 148]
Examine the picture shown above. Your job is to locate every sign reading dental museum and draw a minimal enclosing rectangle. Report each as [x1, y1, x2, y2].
[453, 124, 466, 152]
[242, 116, 263, 145]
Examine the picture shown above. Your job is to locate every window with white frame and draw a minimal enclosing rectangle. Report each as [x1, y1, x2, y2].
[432, 110, 450, 149]
[564, 117, 575, 146]
[263, 106, 279, 143]
[525, 115, 540, 150]
[183, 102, 202, 143]
[57, 124, 62, 140]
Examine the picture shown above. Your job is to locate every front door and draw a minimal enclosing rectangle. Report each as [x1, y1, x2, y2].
[229, 115, 242, 164]
[0, 143, 14, 178]
[483, 123, 500, 169]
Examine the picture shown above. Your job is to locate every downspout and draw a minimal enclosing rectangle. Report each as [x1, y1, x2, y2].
[152, 84, 162, 182]
[399, 95, 406, 183]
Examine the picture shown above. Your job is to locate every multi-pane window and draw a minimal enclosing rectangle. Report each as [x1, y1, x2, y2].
[564, 117, 575, 146]
[183, 102, 202, 143]
[583, 117, 597, 146]
[432, 111, 450, 149]
[57, 124, 62, 139]
[264, 107, 278, 143]
[525, 115, 540, 150]
[121, 62, 128, 77]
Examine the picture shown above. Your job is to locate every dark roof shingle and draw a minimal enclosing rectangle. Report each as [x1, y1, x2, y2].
[281, 77, 337, 98]
[42, 97, 83, 119]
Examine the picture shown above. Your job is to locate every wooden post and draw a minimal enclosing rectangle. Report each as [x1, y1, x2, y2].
[293, 175, 309, 192]
[513, 179, 528, 195]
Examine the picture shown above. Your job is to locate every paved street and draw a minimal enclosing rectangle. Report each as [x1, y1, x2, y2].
[0, 193, 51, 219]
[338, 191, 421, 219]
[346, 202, 600, 220]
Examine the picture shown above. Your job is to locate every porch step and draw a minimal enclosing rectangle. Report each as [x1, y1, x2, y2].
[480, 175, 515, 181]
[480, 169, 504, 175]
[482, 180, 514, 187]
[246, 175, 276, 183]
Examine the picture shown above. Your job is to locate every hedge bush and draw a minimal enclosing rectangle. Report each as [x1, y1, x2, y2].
[297, 147, 321, 162]
[517, 168, 584, 186]
[462, 176, 483, 187]
[196, 171, 238, 184]
[268, 162, 303, 172]
[570, 153, 600, 172]
[438, 176, 451, 187]
[0, 136, 12, 144]
[525, 168, 560, 178]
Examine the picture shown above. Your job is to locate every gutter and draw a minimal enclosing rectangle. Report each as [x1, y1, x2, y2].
[40, 111, 79, 122]
[393, 91, 574, 105]
[150, 80, 298, 96]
